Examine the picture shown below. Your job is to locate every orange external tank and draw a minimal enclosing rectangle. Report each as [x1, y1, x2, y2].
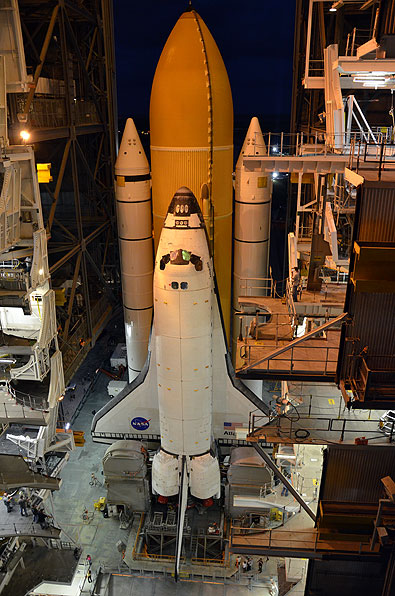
[150, 9, 233, 337]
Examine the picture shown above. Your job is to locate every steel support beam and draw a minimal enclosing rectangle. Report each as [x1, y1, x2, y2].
[253, 443, 316, 522]
[75, 139, 112, 219]
[84, 249, 116, 304]
[49, 221, 110, 274]
[52, 217, 77, 243]
[47, 139, 71, 231]
[62, 251, 82, 342]
[63, 8, 104, 124]
[8, 124, 105, 143]
[239, 312, 348, 373]
[23, 3, 60, 118]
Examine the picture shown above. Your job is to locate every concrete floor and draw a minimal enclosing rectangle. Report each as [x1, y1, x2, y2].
[52, 370, 129, 569]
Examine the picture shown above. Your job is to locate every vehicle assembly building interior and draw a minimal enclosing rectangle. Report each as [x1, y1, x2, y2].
[0, 1, 395, 596]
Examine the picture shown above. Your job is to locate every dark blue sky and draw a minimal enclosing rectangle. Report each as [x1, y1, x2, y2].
[113, 1, 296, 127]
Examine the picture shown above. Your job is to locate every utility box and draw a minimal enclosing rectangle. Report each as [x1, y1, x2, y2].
[107, 380, 127, 397]
[110, 344, 127, 369]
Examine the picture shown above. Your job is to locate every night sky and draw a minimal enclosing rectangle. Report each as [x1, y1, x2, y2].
[113, 0, 296, 129]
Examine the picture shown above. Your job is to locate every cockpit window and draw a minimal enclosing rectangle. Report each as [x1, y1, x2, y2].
[170, 249, 191, 265]
[175, 204, 189, 215]
[190, 254, 203, 271]
[168, 189, 204, 223]
[160, 251, 203, 271]
[160, 254, 170, 270]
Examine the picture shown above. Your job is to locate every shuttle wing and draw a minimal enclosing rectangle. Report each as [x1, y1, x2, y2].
[91, 331, 160, 443]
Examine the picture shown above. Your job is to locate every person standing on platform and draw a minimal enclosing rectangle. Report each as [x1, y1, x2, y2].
[18, 494, 28, 516]
[291, 267, 300, 302]
[3, 493, 13, 513]
[37, 509, 48, 529]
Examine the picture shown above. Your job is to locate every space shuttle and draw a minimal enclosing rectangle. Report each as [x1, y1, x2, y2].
[92, 184, 269, 578]
[92, 185, 268, 471]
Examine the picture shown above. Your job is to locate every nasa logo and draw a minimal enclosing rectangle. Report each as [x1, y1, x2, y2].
[131, 417, 150, 431]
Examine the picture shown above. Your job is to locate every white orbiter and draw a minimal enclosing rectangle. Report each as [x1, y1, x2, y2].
[92, 187, 269, 577]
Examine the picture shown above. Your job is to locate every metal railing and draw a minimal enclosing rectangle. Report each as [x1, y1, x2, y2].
[15, 96, 100, 129]
[297, 225, 314, 240]
[230, 525, 375, 554]
[247, 131, 327, 157]
[0, 521, 60, 537]
[0, 383, 48, 416]
[238, 277, 276, 298]
[0, 401, 46, 421]
[8, 383, 49, 411]
[191, 554, 229, 567]
[240, 336, 340, 376]
[306, 59, 324, 77]
[244, 130, 395, 162]
[133, 551, 186, 563]
[345, 27, 376, 57]
[242, 311, 296, 346]
[248, 412, 385, 443]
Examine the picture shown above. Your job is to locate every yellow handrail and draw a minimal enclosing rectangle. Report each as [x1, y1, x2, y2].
[131, 513, 145, 559]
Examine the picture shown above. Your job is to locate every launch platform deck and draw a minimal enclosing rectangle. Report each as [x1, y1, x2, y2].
[0, 504, 61, 539]
[230, 527, 381, 558]
[244, 382, 388, 446]
[235, 329, 341, 381]
[293, 285, 347, 317]
[246, 416, 385, 446]
[238, 297, 294, 341]
[0, 400, 47, 426]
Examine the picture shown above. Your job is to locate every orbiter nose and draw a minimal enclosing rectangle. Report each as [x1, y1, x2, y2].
[167, 186, 202, 217]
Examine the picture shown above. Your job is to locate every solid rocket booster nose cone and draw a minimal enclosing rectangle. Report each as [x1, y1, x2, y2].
[236, 116, 266, 168]
[115, 118, 150, 176]
[167, 186, 202, 216]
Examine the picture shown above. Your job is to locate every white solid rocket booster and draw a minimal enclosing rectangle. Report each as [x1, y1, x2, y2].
[115, 119, 153, 381]
[232, 117, 272, 353]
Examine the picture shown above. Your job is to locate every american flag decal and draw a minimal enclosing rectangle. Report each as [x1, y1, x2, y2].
[224, 422, 243, 430]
